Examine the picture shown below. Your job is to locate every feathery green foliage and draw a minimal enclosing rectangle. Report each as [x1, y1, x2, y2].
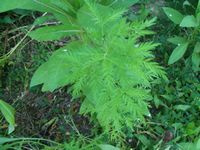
[0, 0, 165, 139]
[28, 1, 166, 137]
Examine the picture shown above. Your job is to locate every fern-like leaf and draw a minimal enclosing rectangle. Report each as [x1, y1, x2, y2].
[30, 1, 166, 138]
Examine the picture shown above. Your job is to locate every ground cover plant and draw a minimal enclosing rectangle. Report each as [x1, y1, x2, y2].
[0, 0, 200, 150]
[163, 0, 200, 71]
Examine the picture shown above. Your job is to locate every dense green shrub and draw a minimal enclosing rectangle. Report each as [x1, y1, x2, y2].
[27, 1, 166, 138]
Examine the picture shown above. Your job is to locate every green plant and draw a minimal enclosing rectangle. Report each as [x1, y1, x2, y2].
[0, 136, 121, 150]
[163, 0, 200, 71]
[30, 0, 166, 138]
[0, 137, 63, 150]
[0, 99, 15, 134]
[0, 0, 165, 140]
[149, 65, 200, 148]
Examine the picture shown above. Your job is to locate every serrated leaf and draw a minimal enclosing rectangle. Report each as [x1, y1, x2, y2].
[167, 36, 187, 45]
[0, 100, 15, 134]
[168, 42, 189, 65]
[29, 25, 81, 41]
[99, 144, 120, 150]
[180, 15, 199, 27]
[163, 7, 184, 24]
[77, 2, 125, 38]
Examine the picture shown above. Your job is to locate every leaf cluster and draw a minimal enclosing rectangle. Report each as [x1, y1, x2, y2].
[163, 1, 200, 71]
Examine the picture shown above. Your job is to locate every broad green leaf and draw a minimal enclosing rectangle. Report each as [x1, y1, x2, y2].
[167, 36, 187, 45]
[0, 0, 50, 13]
[180, 15, 199, 27]
[35, 0, 76, 23]
[99, 144, 120, 150]
[0, 0, 30, 13]
[0, 137, 20, 144]
[196, 138, 200, 149]
[0, 0, 73, 24]
[179, 142, 196, 150]
[29, 25, 81, 41]
[31, 42, 81, 91]
[0, 100, 15, 134]
[163, 7, 184, 24]
[30, 48, 70, 91]
[168, 42, 189, 65]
